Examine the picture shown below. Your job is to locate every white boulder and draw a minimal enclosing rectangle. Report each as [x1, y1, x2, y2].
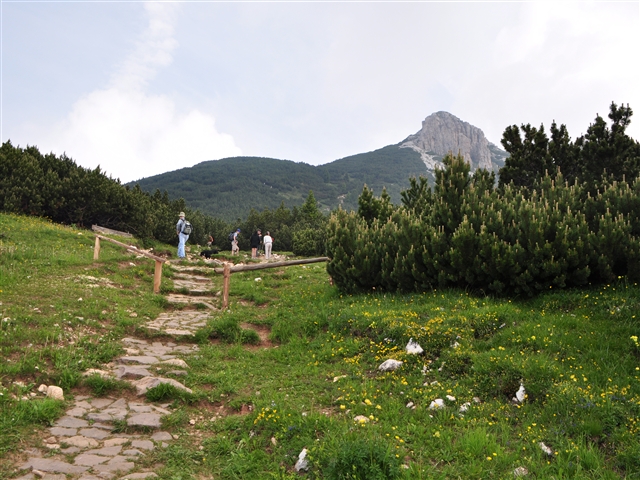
[514, 383, 526, 403]
[378, 359, 403, 372]
[538, 442, 553, 456]
[428, 398, 445, 410]
[46, 385, 64, 400]
[405, 338, 424, 355]
[294, 448, 309, 472]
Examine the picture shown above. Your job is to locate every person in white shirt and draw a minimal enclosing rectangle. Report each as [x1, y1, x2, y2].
[263, 231, 274, 259]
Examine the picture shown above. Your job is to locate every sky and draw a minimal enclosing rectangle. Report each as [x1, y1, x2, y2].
[2, 1, 639, 183]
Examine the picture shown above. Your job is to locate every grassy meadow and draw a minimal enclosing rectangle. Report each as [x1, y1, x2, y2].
[1, 212, 640, 479]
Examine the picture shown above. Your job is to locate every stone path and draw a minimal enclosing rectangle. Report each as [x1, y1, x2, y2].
[16, 263, 221, 480]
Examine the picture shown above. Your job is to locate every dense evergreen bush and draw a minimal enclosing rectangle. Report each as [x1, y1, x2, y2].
[0, 142, 329, 256]
[327, 153, 640, 295]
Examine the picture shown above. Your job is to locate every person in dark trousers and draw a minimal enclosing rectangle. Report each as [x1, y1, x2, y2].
[250, 229, 262, 258]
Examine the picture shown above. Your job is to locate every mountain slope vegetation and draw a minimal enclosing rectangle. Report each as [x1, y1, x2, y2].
[131, 146, 428, 221]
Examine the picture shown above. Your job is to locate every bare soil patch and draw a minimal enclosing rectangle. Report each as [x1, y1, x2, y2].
[240, 322, 273, 348]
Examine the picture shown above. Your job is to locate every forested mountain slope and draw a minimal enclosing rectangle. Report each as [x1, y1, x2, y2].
[132, 112, 507, 221]
[132, 146, 428, 221]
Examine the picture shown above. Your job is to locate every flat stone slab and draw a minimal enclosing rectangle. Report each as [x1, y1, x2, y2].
[129, 405, 153, 413]
[74, 454, 109, 467]
[109, 398, 128, 408]
[122, 449, 143, 456]
[61, 447, 80, 454]
[18, 474, 66, 480]
[78, 428, 111, 440]
[49, 427, 77, 437]
[163, 329, 194, 336]
[87, 399, 114, 409]
[85, 445, 123, 456]
[127, 413, 162, 429]
[117, 356, 159, 365]
[55, 416, 89, 428]
[21, 458, 88, 475]
[86, 412, 117, 423]
[64, 436, 99, 448]
[103, 438, 129, 447]
[133, 376, 193, 396]
[115, 365, 152, 380]
[131, 440, 154, 451]
[151, 431, 173, 441]
[66, 407, 88, 417]
[92, 460, 135, 474]
[122, 473, 158, 479]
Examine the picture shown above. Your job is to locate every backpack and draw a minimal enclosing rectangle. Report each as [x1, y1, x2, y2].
[228, 232, 236, 242]
[182, 221, 193, 235]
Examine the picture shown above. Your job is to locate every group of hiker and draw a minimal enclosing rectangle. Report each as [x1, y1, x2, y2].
[176, 212, 274, 260]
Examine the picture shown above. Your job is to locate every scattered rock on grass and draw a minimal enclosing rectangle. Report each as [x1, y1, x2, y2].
[513, 466, 529, 477]
[294, 448, 309, 472]
[405, 338, 424, 355]
[378, 359, 403, 371]
[538, 442, 553, 456]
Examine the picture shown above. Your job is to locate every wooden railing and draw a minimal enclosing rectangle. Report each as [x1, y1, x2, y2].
[213, 257, 330, 309]
[93, 235, 168, 293]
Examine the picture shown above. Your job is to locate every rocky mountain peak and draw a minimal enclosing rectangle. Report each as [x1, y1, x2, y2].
[400, 111, 496, 171]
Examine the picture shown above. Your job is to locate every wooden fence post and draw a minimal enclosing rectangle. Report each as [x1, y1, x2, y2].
[153, 260, 163, 294]
[93, 236, 101, 260]
[222, 263, 231, 309]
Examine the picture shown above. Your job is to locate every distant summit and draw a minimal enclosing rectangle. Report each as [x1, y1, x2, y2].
[133, 111, 508, 221]
[400, 111, 506, 172]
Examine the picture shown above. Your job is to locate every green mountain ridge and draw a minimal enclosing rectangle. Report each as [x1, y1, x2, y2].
[132, 114, 508, 221]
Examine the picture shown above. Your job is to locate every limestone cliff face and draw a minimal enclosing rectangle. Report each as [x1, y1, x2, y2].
[400, 111, 496, 171]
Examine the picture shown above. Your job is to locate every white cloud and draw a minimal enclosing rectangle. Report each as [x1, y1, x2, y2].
[456, 2, 640, 143]
[39, 2, 241, 182]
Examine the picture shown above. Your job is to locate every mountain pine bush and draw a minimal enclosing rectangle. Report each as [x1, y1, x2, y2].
[326, 153, 640, 295]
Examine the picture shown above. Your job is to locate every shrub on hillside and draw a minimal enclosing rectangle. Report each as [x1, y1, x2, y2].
[327, 153, 640, 295]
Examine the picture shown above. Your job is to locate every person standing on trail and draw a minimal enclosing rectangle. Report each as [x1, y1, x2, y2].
[263, 231, 274, 260]
[231, 228, 240, 255]
[250, 229, 262, 258]
[176, 212, 191, 259]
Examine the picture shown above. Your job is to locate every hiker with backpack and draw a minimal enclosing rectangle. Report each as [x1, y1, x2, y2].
[176, 212, 192, 259]
[230, 228, 241, 255]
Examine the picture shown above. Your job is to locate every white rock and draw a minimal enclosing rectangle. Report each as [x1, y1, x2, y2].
[294, 448, 309, 472]
[473, 397, 481, 403]
[405, 338, 424, 355]
[46, 385, 64, 400]
[254, 277, 262, 282]
[451, 341, 460, 349]
[438, 362, 445, 371]
[333, 375, 347, 383]
[513, 466, 529, 477]
[446, 395, 456, 402]
[459, 402, 471, 412]
[354, 415, 369, 423]
[538, 442, 553, 456]
[406, 402, 414, 408]
[378, 359, 403, 372]
[514, 383, 526, 403]
[428, 399, 445, 410]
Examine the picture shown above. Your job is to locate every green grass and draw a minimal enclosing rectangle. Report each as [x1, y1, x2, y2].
[2, 212, 640, 479]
